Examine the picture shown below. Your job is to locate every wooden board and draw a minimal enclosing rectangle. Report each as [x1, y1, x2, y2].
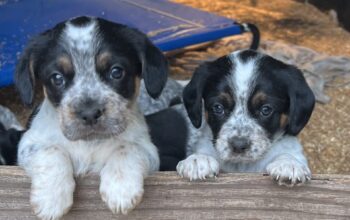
[0, 166, 349, 219]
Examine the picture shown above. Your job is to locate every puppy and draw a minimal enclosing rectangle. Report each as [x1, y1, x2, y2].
[15, 16, 167, 219]
[177, 50, 315, 186]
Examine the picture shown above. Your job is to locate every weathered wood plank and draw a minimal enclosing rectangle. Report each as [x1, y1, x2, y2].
[0, 166, 349, 220]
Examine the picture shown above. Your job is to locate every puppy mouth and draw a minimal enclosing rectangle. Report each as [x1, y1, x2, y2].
[61, 118, 127, 141]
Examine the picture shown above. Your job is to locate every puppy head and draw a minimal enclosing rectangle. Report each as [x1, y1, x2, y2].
[183, 50, 315, 163]
[15, 16, 168, 141]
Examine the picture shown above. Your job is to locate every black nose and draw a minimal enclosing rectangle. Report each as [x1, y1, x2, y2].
[228, 137, 251, 153]
[76, 103, 105, 125]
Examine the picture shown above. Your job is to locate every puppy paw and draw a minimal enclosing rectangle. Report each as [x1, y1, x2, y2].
[266, 158, 311, 187]
[177, 154, 219, 180]
[100, 177, 144, 215]
[31, 181, 75, 220]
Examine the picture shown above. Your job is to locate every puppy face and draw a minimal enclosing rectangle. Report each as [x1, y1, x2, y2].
[15, 16, 168, 141]
[183, 50, 315, 163]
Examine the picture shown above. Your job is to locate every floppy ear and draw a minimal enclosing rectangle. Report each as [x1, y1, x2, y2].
[138, 40, 168, 99]
[14, 23, 62, 107]
[285, 67, 315, 135]
[15, 30, 54, 107]
[183, 63, 211, 128]
[97, 19, 168, 99]
[15, 47, 36, 107]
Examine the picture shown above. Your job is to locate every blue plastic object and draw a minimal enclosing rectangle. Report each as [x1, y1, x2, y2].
[0, 0, 243, 87]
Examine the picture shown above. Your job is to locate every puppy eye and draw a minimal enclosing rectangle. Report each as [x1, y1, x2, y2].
[109, 66, 125, 80]
[212, 103, 225, 116]
[260, 104, 273, 117]
[50, 72, 65, 88]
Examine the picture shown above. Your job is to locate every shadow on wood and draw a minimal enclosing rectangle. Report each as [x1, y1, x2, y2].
[0, 166, 349, 219]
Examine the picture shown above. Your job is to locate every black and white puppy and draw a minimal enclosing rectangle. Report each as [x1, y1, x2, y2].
[15, 16, 167, 219]
[177, 50, 315, 186]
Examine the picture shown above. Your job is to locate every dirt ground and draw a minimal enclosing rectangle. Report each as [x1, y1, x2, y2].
[0, 0, 349, 174]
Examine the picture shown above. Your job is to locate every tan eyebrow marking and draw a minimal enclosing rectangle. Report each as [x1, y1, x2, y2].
[280, 113, 289, 129]
[96, 51, 112, 70]
[218, 92, 233, 106]
[57, 56, 73, 74]
[251, 91, 267, 107]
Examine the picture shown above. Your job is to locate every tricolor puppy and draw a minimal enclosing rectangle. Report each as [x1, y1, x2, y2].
[15, 16, 167, 219]
[178, 50, 315, 186]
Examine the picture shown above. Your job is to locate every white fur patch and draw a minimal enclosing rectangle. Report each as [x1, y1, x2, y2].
[64, 21, 96, 51]
[229, 51, 257, 98]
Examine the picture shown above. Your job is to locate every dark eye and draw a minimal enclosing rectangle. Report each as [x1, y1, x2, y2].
[109, 66, 125, 80]
[212, 103, 225, 116]
[260, 104, 273, 117]
[50, 72, 65, 88]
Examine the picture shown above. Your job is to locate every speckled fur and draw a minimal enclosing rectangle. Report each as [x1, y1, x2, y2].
[16, 17, 162, 219]
[178, 50, 313, 186]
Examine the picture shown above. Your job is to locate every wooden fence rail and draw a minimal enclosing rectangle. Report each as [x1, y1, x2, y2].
[0, 166, 349, 219]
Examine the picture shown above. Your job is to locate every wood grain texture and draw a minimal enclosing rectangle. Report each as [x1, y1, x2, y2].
[0, 166, 349, 220]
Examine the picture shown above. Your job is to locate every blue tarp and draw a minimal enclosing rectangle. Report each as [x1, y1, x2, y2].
[0, 0, 243, 87]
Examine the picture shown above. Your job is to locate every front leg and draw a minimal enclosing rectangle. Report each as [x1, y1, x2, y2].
[266, 154, 311, 187]
[177, 154, 219, 180]
[177, 133, 219, 181]
[99, 144, 151, 215]
[21, 146, 75, 220]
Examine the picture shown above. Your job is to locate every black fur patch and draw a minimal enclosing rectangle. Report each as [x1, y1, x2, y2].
[254, 55, 315, 136]
[183, 55, 233, 128]
[69, 16, 92, 26]
[145, 108, 187, 171]
[238, 49, 259, 63]
[0, 123, 23, 165]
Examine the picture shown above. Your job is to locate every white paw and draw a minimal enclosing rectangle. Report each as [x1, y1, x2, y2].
[177, 154, 220, 181]
[266, 158, 311, 187]
[31, 180, 75, 220]
[100, 176, 144, 215]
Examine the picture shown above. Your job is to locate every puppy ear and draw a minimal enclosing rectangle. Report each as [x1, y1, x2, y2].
[14, 23, 61, 107]
[285, 67, 315, 135]
[138, 38, 168, 99]
[183, 64, 211, 128]
[15, 47, 36, 107]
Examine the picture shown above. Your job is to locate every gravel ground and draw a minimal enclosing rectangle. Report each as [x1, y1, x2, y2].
[0, 0, 349, 174]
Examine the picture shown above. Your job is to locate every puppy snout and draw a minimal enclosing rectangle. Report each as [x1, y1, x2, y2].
[75, 100, 105, 125]
[228, 137, 251, 153]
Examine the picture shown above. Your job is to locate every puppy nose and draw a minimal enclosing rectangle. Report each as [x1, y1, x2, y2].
[228, 137, 251, 153]
[76, 105, 105, 125]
